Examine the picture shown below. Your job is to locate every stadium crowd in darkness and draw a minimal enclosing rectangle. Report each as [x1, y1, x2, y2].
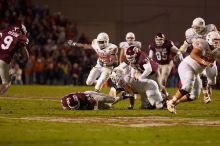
[0, 0, 97, 85]
[1, 0, 220, 88]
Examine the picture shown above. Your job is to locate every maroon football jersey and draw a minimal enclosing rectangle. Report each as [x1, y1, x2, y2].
[0, 27, 28, 63]
[149, 40, 174, 65]
[125, 51, 158, 75]
[61, 92, 96, 110]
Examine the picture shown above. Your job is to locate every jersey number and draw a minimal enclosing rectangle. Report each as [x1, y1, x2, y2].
[1, 36, 13, 50]
[155, 50, 167, 61]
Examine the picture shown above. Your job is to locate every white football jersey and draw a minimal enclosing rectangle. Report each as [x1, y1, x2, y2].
[192, 38, 220, 60]
[92, 39, 118, 66]
[119, 41, 142, 55]
[185, 24, 217, 44]
[123, 75, 157, 95]
[184, 38, 220, 73]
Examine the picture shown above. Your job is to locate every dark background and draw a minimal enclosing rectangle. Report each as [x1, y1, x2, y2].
[33, 0, 220, 45]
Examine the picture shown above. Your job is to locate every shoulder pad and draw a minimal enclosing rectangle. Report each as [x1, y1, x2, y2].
[107, 44, 118, 54]
[135, 41, 142, 48]
[119, 42, 126, 48]
[185, 28, 195, 44]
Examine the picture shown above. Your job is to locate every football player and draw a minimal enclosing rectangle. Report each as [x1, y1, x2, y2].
[0, 24, 29, 95]
[113, 46, 165, 108]
[109, 32, 141, 109]
[61, 90, 124, 110]
[179, 17, 218, 103]
[149, 33, 183, 96]
[68, 32, 118, 92]
[110, 68, 164, 109]
[119, 32, 142, 63]
[167, 31, 220, 114]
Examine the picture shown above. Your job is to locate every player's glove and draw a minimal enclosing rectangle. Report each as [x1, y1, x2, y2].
[67, 40, 76, 46]
[177, 51, 183, 61]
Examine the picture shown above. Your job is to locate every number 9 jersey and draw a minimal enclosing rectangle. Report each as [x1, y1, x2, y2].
[0, 26, 29, 63]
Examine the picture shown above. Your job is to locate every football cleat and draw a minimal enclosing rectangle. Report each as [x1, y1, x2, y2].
[203, 90, 211, 104]
[166, 100, 176, 114]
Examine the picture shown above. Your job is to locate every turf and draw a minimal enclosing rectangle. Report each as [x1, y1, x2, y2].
[0, 85, 220, 146]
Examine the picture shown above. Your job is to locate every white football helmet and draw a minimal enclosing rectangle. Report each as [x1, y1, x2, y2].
[97, 32, 109, 49]
[155, 33, 165, 46]
[126, 32, 135, 44]
[110, 68, 124, 84]
[192, 17, 205, 34]
[206, 31, 220, 48]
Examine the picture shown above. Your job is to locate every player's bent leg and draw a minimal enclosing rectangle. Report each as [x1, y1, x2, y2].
[139, 94, 155, 109]
[95, 67, 112, 91]
[146, 90, 163, 109]
[144, 79, 163, 109]
[109, 87, 117, 97]
[161, 61, 173, 88]
[206, 64, 217, 98]
[0, 83, 11, 95]
[167, 61, 195, 114]
[0, 60, 10, 95]
[86, 67, 101, 86]
[201, 64, 217, 99]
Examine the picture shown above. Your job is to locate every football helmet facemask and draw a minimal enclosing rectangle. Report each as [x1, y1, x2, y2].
[61, 94, 80, 110]
[97, 32, 109, 49]
[126, 46, 139, 63]
[126, 32, 135, 45]
[206, 31, 220, 48]
[155, 33, 165, 46]
[192, 17, 205, 34]
[110, 68, 124, 85]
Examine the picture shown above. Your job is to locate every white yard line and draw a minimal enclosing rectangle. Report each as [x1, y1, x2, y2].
[0, 116, 220, 127]
[0, 96, 58, 101]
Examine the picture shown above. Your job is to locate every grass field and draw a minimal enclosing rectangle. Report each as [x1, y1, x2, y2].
[0, 85, 220, 146]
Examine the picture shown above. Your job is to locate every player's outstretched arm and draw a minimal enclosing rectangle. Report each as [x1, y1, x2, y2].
[67, 40, 92, 49]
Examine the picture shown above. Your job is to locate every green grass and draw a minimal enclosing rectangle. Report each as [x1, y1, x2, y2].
[0, 85, 220, 146]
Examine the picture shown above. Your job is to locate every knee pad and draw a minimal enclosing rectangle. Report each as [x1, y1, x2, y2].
[187, 95, 195, 101]
[179, 89, 190, 96]
[86, 79, 93, 86]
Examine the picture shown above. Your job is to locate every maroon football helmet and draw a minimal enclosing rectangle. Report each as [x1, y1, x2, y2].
[126, 46, 139, 63]
[155, 33, 165, 46]
[11, 23, 27, 35]
[61, 94, 80, 110]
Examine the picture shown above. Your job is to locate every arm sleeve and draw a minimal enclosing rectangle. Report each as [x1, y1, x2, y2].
[170, 42, 180, 53]
[139, 62, 152, 79]
[149, 50, 154, 59]
[179, 41, 191, 53]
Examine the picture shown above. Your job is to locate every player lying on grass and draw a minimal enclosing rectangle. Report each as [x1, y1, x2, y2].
[61, 90, 126, 110]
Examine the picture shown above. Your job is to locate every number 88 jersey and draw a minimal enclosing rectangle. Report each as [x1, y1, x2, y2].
[0, 27, 29, 63]
[149, 40, 174, 65]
